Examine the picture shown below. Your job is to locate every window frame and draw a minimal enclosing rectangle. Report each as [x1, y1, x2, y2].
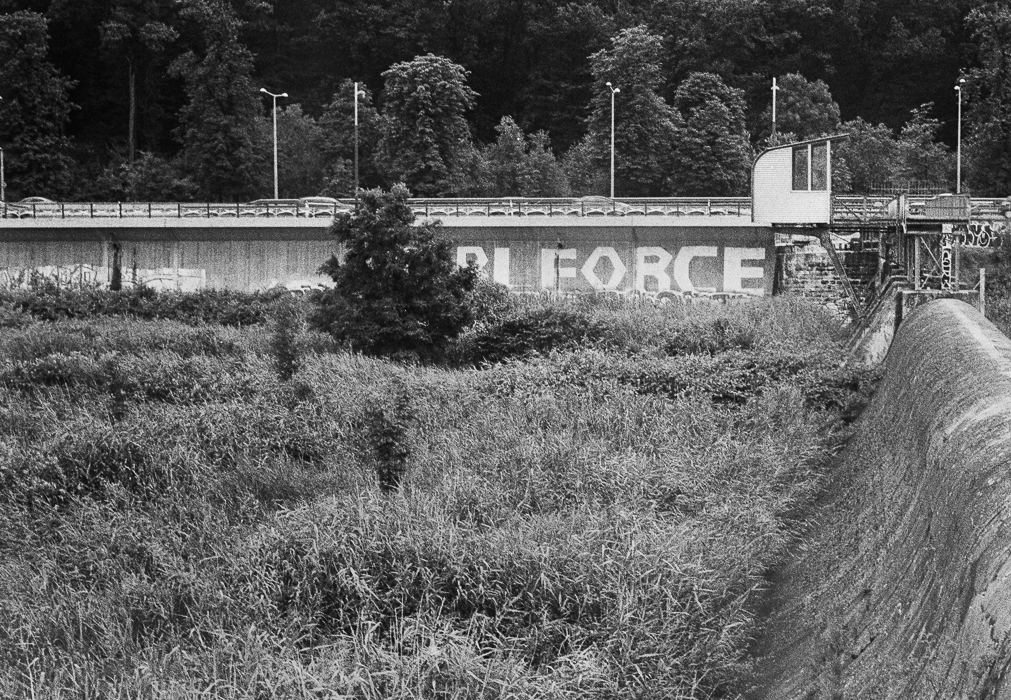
[791, 140, 831, 192]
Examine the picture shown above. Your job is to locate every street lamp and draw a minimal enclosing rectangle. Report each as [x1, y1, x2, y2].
[259, 88, 287, 198]
[771, 77, 779, 143]
[606, 81, 619, 198]
[956, 78, 965, 195]
[354, 82, 366, 196]
[0, 95, 5, 203]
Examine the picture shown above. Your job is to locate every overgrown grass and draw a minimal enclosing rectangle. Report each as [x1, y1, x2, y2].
[0, 295, 875, 699]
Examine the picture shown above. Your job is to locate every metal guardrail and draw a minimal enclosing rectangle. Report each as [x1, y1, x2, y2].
[0, 197, 754, 220]
[830, 195, 1010, 224]
[2, 196, 1006, 223]
[830, 195, 895, 223]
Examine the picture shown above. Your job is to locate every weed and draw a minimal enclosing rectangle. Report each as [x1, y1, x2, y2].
[361, 389, 414, 493]
[0, 296, 867, 699]
[269, 295, 305, 381]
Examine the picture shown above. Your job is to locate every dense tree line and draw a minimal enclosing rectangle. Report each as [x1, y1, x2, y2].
[0, 0, 1010, 199]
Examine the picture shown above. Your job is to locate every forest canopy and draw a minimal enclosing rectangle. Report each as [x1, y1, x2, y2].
[0, 0, 1009, 200]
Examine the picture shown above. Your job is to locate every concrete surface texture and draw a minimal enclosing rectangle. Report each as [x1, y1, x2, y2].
[750, 299, 1011, 699]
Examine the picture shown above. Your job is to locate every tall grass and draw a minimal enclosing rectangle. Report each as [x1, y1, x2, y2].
[0, 297, 873, 699]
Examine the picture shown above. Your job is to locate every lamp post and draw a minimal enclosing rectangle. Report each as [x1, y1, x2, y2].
[259, 88, 287, 198]
[606, 81, 619, 198]
[354, 82, 366, 196]
[0, 95, 5, 203]
[956, 78, 965, 195]
[771, 77, 779, 143]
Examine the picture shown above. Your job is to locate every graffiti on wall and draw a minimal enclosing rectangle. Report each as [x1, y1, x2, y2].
[953, 221, 1011, 248]
[0, 264, 207, 291]
[456, 244, 769, 295]
[940, 234, 955, 290]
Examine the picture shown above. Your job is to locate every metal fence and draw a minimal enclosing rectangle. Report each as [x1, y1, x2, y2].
[0, 197, 753, 220]
[2, 195, 1007, 223]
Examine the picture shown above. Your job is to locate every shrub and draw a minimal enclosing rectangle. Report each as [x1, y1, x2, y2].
[663, 315, 757, 355]
[269, 295, 305, 381]
[360, 391, 413, 493]
[456, 307, 609, 365]
[0, 285, 284, 326]
[311, 184, 479, 359]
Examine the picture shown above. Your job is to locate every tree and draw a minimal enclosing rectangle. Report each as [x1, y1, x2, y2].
[522, 2, 615, 153]
[0, 11, 77, 199]
[833, 118, 900, 193]
[758, 73, 841, 143]
[379, 54, 479, 196]
[99, 0, 179, 162]
[833, 105, 955, 193]
[893, 103, 954, 187]
[649, 0, 778, 87]
[586, 26, 678, 196]
[319, 79, 386, 196]
[964, 3, 1011, 196]
[481, 117, 569, 196]
[562, 136, 609, 196]
[266, 104, 326, 197]
[314, 184, 479, 359]
[169, 0, 265, 201]
[668, 72, 752, 196]
[91, 151, 198, 201]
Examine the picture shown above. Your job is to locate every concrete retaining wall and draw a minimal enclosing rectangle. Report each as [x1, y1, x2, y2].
[0, 219, 775, 295]
[751, 299, 1011, 699]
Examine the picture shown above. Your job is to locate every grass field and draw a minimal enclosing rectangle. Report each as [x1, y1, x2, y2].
[0, 294, 875, 699]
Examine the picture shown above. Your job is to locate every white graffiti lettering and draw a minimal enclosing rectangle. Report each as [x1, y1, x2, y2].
[581, 246, 626, 290]
[541, 248, 577, 289]
[959, 222, 1005, 248]
[635, 247, 674, 293]
[459, 244, 769, 294]
[940, 234, 954, 290]
[723, 248, 767, 293]
[672, 246, 718, 293]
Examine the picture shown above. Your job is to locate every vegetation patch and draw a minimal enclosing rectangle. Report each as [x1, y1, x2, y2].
[0, 296, 873, 698]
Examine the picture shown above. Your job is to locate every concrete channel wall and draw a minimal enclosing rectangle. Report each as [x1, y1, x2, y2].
[751, 299, 1011, 699]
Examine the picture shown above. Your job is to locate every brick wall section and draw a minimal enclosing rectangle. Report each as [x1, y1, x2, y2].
[776, 241, 851, 314]
[776, 242, 880, 315]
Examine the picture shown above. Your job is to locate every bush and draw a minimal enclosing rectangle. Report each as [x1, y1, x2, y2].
[269, 295, 305, 381]
[311, 185, 479, 359]
[456, 306, 609, 365]
[0, 284, 285, 326]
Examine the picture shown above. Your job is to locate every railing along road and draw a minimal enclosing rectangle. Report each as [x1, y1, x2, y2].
[3, 196, 1007, 223]
[0, 197, 753, 220]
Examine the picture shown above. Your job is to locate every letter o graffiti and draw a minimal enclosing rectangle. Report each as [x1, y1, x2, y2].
[581, 246, 626, 290]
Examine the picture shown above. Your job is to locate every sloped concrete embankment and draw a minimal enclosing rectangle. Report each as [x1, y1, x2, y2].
[751, 299, 1011, 699]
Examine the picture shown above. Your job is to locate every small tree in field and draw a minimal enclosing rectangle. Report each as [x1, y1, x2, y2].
[314, 184, 478, 360]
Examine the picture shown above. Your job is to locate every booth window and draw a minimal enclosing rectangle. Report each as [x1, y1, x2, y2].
[792, 146, 808, 190]
[792, 141, 829, 191]
[811, 142, 828, 190]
